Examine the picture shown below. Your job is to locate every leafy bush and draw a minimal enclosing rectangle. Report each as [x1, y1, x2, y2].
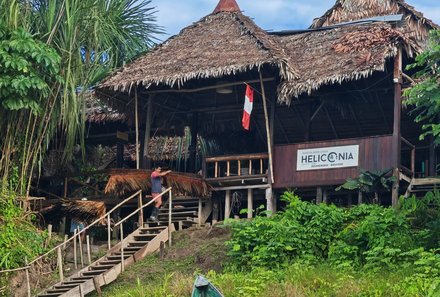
[227, 190, 440, 290]
[0, 189, 48, 270]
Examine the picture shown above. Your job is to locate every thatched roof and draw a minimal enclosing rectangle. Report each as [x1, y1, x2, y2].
[104, 169, 211, 197]
[310, 0, 439, 49]
[85, 95, 127, 124]
[276, 23, 411, 101]
[96, 0, 436, 105]
[40, 200, 106, 225]
[97, 1, 297, 94]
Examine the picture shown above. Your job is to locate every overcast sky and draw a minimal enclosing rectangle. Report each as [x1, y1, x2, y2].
[151, 0, 440, 40]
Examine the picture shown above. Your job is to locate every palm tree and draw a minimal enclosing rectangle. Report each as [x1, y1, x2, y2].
[0, 0, 162, 194]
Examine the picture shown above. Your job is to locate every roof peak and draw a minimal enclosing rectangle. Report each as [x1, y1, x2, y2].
[213, 0, 241, 13]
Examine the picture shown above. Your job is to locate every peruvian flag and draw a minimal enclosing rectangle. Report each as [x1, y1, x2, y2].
[242, 85, 254, 130]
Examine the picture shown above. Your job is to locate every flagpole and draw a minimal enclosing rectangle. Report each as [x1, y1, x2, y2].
[259, 71, 274, 185]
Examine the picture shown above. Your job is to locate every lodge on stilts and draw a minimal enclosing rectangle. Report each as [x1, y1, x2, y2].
[38, 0, 440, 228]
[24, 0, 440, 295]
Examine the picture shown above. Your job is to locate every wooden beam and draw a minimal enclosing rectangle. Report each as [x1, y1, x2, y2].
[392, 48, 402, 208]
[213, 184, 270, 191]
[259, 72, 274, 184]
[135, 89, 140, 169]
[143, 78, 275, 94]
[142, 95, 153, 169]
[247, 189, 253, 219]
[225, 190, 231, 220]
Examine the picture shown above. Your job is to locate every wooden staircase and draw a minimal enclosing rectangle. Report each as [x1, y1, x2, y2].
[404, 177, 440, 198]
[158, 196, 212, 228]
[37, 224, 174, 297]
[33, 191, 212, 297]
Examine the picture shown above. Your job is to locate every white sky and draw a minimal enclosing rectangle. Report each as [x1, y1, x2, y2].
[151, 0, 440, 40]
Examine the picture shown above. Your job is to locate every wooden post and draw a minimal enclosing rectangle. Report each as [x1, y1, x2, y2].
[238, 160, 241, 176]
[135, 88, 140, 169]
[265, 188, 274, 216]
[93, 277, 102, 297]
[212, 196, 219, 225]
[160, 241, 165, 259]
[198, 197, 202, 227]
[214, 162, 218, 178]
[78, 227, 84, 268]
[107, 214, 111, 250]
[358, 191, 363, 205]
[142, 95, 153, 169]
[392, 48, 402, 207]
[73, 229, 77, 269]
[168, 189, 172, 247]
[227, 161, 230, 177]
[63, 234, 68, 250]
[189, 112, 199, 173]
[86, 235, 92, 265]
[139, 192, 144, 228]
[120, 225, 124, 272]
[57, 247, 63, 282]
[259, 72, 274, 184]
[45, 224, 52, 248]
[225, 190, 231, 220]
[316, 187, 323, 204]
[25, 257, 31, 297]
[249, 160, 252, 175]
[411, 147, 416, 175]
[323, 190, 328, 204]
[79, 284, 84, 297]
[247, 189, 253, 219]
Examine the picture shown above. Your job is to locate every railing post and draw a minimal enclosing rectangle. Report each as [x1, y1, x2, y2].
[73, 229, 78, 269]
[57, 247, 63, 282]
[139, 191, 144, 228]
[78, 227, 84, 268]
[25, 257, 31, 297]
[227, 161, 230, 177]
[107, 214, 111, 250]
[169, 189, 172, 247]
[238, 160, 241, 176]
[86, 235, 92, 265]
[120, 224, 124, 272]
[198, 197, 202, 227]
[215, 162, 218, 178]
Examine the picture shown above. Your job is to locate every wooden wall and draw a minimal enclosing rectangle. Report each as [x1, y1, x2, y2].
[273, 135, 394, 189]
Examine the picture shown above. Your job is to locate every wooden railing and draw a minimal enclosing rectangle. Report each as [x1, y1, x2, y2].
[0, 187, 173, 296]
[203, 153, 269, 179]
[401, 137, 415, 177]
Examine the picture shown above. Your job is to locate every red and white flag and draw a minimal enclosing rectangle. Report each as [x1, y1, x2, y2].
[242, 85, 254, 130]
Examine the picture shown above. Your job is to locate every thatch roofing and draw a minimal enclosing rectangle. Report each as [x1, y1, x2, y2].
[310, 0, 439, 49]
[85, 93, 127, 124]
[40, 200, 106, 225]
[96, 0, 437, 105]
[97, 7, 297, 93]
[104, 169, 211, 197]
[276, 23, 411, 101]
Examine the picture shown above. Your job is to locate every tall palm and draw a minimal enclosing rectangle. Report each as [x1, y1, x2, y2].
[0, 0, 162, 194]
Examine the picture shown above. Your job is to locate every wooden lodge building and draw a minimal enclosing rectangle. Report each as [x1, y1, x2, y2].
[93, 0, 440, 219]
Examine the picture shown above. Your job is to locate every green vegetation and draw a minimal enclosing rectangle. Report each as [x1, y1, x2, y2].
[96, 191, 440, 297]
[0, 0, 161, 271]
[0, 0, 161, 195]
[335, 169, 396, 203]
[405, 29, 440, 145]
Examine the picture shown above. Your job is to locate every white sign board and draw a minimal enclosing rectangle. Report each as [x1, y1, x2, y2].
[297, 145, 359, 171]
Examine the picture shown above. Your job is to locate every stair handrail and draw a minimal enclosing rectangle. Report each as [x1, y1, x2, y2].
[27, 189, 142, 266]
[113, 187, 171, 228]
[114, 187, 173, 247]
